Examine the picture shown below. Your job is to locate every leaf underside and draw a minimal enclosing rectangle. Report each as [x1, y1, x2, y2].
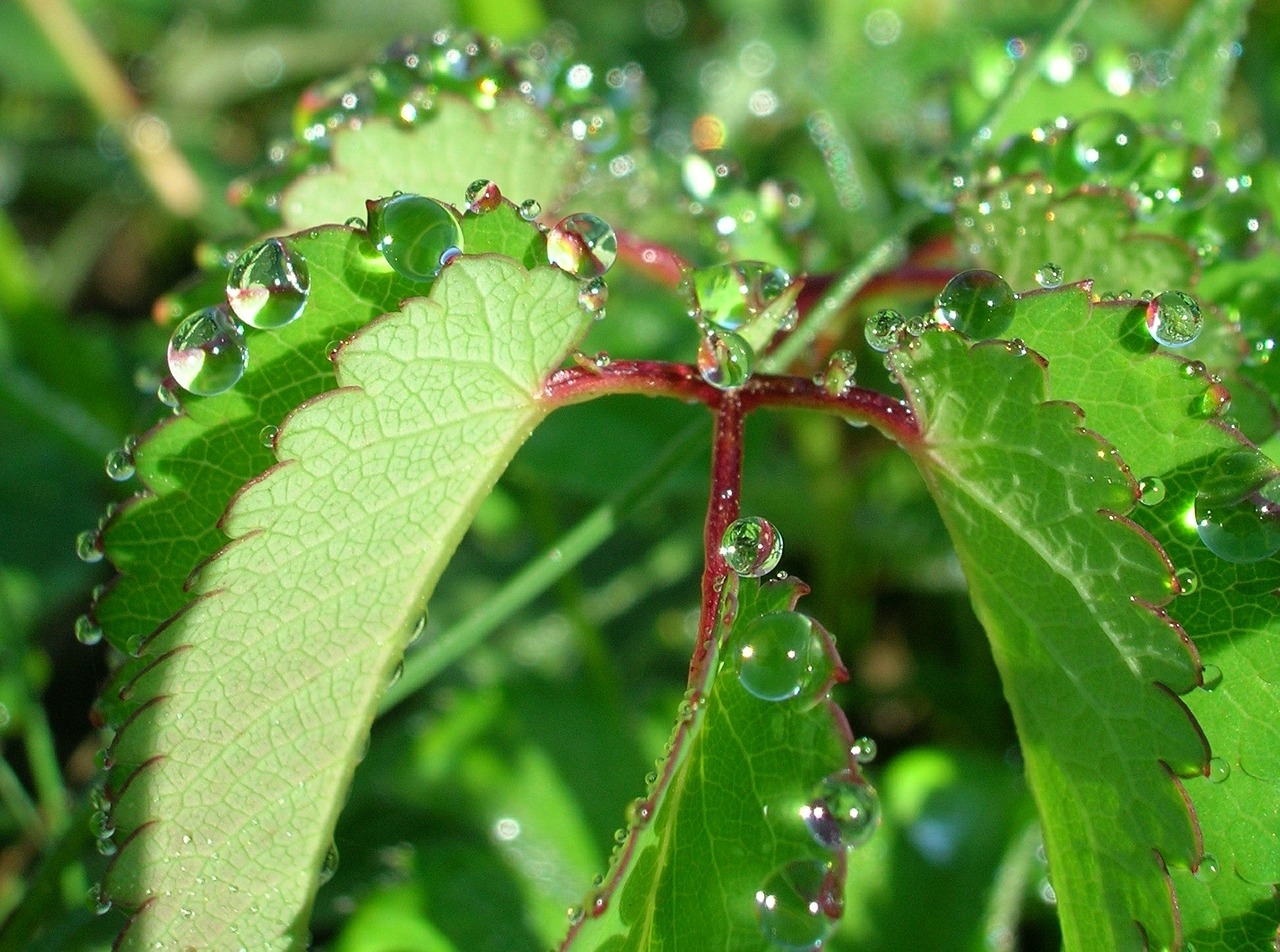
[101, 252, 589, 949]
[892, 328, 1206, 951]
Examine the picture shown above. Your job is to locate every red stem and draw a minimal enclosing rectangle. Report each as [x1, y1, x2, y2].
[615, 227, 691, 288]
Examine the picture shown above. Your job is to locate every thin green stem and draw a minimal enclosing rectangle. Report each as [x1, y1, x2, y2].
[380, 418, 705, 714]
[982, 819, 1043, 951]
[22, 709, 67, 837]
[0, 754, 41, 840]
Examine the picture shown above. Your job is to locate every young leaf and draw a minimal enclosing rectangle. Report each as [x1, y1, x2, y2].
[566, 576, 865, 951]
[1005, 286, 1280, 949]
[282, 96, 582, 231]
[891, 329, 1206, 951]
[101, 254, 591, 949]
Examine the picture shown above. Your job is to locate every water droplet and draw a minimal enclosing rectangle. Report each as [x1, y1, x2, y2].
[547, 213, 618, 278]
[803, 773, 881, 850]
[851, 736, 877, 764]
[367, 193, 464, 282]
[464, 178, 502, 213]
[720, 516, 783, 577]
[754, 859, 835, 951]
[1069, 111, 1144, 178]
[563, 102, 620, 153]
[318, 842, 339, 885]
[96, 834, 117, 856]
[865, 308, 906, 352]
[104, 445, 135, 482]
[936, 270, 1016, 339]
[226, 238, 310, 330]
[735, 611, 823, 702]
[1194, 450, 1280, 563]
[408, 613, 427, 645]
[166, 306, 248, 397]
[1176, 568, 1199, 595]
[89, 808, 114, 840]
[1201, 663, 1222, 690]
[1137, 143, 1215, 211]
[1145, 291, 1202, 348]
[126, 633, 145, 657]
[388, 660, 404, 687]
[625, 797, 653, 826]
[822, 350, 857, 397]
[578, 276, 608, 314]
[87, 884, 111, 916]
[75, 615, 104, 646]
[1035, 262, 1063, 288]
[567, 904, 585, 926]
[1207, 756, 1230, 783]
[697, 331, 754, 390]
[156, 381, 180, 411]
[518, 199, 542, 221]
[76, 529, 104, 563]
[1137, 476, 1166, 506]
[758, 179, 815, 233]
[1192, 381, 1231, 419]
[1194, 853, 1220, 883]
[260, 425, 278, 448]
[690, 261, 792, 334]
[682, 149, 742, 202]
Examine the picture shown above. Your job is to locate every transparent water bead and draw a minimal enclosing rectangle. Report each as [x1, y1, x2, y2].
[226, 238, 311, 329]
[518, 199, 542, 221]
[319, 842, 339, 885]
[1208, 756, 1230, 783]
[547, 213, 618, 278]
[802, 773, 881, 850]
[754, 859, 835, 951]
[464, 178, 502, 213]
[75, 529, 104, 563]
[1145, 291, 1202, 348]
[167, 306, 248, 397]
[368, 193, 464, 282]
[865, 308, 906, 352]
[1201, 663, 1223, 691]
[1069, 111, 1144, 178]
[697, 331, 754, 390]
[578, 277, 608, 314]
[1194, 450, 1280, 563]
[75, 614, 104, 646]
[1034, 262, 1063, 288]
[690, 261, 792, 334]
[1137, 476, 1167, 506]
[734, 611, 822, 702]
[720, 516, 783, 577]
[936, 270, 1016, 339]
[821, 350, 857, 397]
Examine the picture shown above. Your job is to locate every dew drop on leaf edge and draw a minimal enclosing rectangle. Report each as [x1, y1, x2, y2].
[1193, 450, 1280, 563]
[166, 306, 249, 397]
[802, 773, 881, 851]
[734, 611, 819, 702]
[547, 212, 618, 279]
[1034, 262, 1063, 288]
[1137, 476, 1166, 506]
[226, 237, 311, 330]
[367, 193, 464, 282]
[865, 308, 906, 352]
[754, 858, 835, 951]
[936, 269, 1016, 340]
[1145, 291, 1202, 348]
[720, 516, 783, 577]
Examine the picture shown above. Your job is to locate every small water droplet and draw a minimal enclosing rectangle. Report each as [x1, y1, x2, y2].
[865, 308, 906, 352]
[1138, 476, 1166, 506]
[87, 884, 111, 916]
[388, 660, 403, 687]
[547, 213, 618, 278]
[625, 797, 653, 826]
[734, 611, 824, 702]
[1146, 291, 1202, 348]
[1069, 111, 1144, 178]
[1035, 262, 1063, 288]
[578, 276, 608, 314]
[344, 215, 365, 228]
[720, 516, 783, 577]
[367, 193, 464, 282]
[758, 178, 815, 233]
[260, 425, 278, 448]
[567, 904, 585, 926]
[156, 381, 180, 411]
[1201, 663, 1222, 690]
[563, 102, 619, 153]
[936, 270, 1016, 339]
[1194, 450, 1280, 563]
[126, 633, 146, 657]
[464, 178, 502, 213]
[75, 615, 104, 646]
[1192, 381, 1231, 419]
[754, 859, 835, 950]
[318, 842, 339, 885]
[1194, 853, 1220, 883]
[226, 238, 311, 330]
[697, 331, 754, 390]
[104, 445, 136, 482]
[518, 198, 542, 221]
[76, 529, 104, 564]
[1207, 756, 1230, 783]
[851, 736, 877, 764]
[822, 350, 857, 397]
[96, 834, 117, 856]
[167, 306, 248, 397]
[1176, 568, 1199, 595]
[408, 613, 427, 645]
[89, 808, 114, 840]
[803, 773, 881, 850]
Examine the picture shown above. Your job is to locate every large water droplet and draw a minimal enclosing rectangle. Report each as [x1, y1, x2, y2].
[1194, 451, 1280, 563]
[690, 261, 792, 334]
[735, 611, 821, 702]
[803, 773, 881, 850]
[1145, 291, 1202, 348]
[697, 331, 754, 390]
[936, 270, 1016, 339]
[367, 193, 464, 282]
[227, 238, 311, 329]
[1137, 476, 1166, 506]
[821, 350, 857, 397]
[865, 308, 905, 352]
[1069, 111, 1144, 178]
[720, 516, 783, 577]
[1137, 143, 1215, 211]
[754, 859, 835, 951]
[167, 306, 248, 397]
[547, 213, 618, 278]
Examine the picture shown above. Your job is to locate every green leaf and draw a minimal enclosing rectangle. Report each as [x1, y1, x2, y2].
[101, 254, 590, 949]
[567, 576, 861, 951]
[282, 96, 583, 231]
[1003, 286, 1280, 950]
[891, 328, 1205, 952]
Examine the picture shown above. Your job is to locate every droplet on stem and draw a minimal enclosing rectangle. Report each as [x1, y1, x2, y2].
[697, 331, 754, 390]
[720, 516, 783, 577]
